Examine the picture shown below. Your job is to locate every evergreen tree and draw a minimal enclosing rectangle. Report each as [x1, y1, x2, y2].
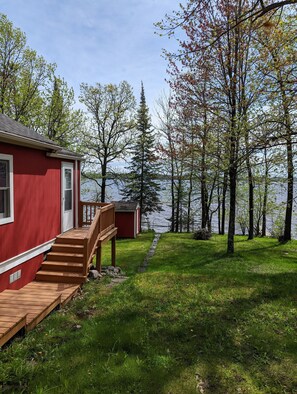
[122, 83, 162, 231]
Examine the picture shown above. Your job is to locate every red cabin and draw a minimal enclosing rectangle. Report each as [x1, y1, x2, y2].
[0, 114, 83, 291]
[114, 201, 140, 238]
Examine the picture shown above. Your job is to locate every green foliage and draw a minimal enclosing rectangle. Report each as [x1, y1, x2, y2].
[0, 13, 83, 149]
[0, 13, 26, 114]
[0, 14, 55, 124]
[270, 211, 285, 240]
[193, 228, 212, 240]
[79, 81, 136, 201]
[38, 76, 84, 148]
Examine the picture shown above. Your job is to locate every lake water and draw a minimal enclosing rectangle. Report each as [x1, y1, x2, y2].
[81, 178, 297, 238]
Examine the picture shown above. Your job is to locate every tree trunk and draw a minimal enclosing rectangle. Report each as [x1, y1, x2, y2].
[201, 146, 209, 229]
[227, 114, 238, 253]
[170, 171, 175, 233]
[247, 165, 254, 240]
[255, 218, 260, 237]
[139, 151, 145, 233]
[201, 175, 208, 229]
[244, 111, 254, 240]
[175, 178, 182, 232]
[228, 163, 237, 253]
[272, 54, 294, 242]
[100, 160, 107, 203]
[217, 184, 221, 234]
[221, 171, 228, 235]
[284, 136, 293, 241]
[279, 82, 293, 242]
[261, 147, 268, 237]
[187, 173, 193, 232]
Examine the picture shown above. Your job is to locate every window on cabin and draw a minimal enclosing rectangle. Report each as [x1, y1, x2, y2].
[0, 154, 14, 224]
[64, 169, 72, 211]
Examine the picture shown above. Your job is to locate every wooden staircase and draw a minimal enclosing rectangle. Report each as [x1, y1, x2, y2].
[36, 202, 117, 285]
[36, 234, 87, 284]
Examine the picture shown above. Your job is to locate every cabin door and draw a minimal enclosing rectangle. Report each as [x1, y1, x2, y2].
[61, 162, 74, 232]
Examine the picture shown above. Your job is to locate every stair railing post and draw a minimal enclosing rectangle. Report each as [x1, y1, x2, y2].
[78, 201, 82, 227]
[96, 245, 102, 273]
[83, 238, 89, 277]
[111, 235, 116, 267]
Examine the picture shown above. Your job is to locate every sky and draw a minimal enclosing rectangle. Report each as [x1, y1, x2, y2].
[0, 0, 181, 115]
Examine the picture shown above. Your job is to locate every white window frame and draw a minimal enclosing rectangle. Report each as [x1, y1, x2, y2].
[0, 153, 14, 225]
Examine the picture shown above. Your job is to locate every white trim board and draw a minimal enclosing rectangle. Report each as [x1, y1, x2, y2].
[0, 153, 14, 225]
[0, 239, 55, 274]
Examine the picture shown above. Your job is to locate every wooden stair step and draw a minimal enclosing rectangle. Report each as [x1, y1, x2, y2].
[55, 236, 85, 245]
[51, 244, 84, 253]
[46, 252, 84, 263]
[41, 261, 83, 272]
[35, 270, 86, 284]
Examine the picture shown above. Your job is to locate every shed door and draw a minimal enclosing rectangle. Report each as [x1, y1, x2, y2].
[61, 162, 74, 232]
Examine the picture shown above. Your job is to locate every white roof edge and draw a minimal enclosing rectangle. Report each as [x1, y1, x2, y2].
[46, 152, 84, 161]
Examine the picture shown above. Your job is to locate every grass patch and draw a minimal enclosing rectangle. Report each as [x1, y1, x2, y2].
[1, 233, 297, 393]
[100, 231, 154, 275]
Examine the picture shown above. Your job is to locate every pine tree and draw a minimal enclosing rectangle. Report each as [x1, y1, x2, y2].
[122, 83, 162, 231]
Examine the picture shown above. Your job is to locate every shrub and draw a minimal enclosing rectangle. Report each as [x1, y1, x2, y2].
[269, 212, 285, 239]
[193, 228, 212, 240]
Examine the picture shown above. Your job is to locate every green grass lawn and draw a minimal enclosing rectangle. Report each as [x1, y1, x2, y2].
[1, 233, 297, 393]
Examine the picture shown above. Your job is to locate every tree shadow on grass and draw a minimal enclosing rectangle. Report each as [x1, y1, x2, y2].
[31, 269, 297, 394]
[149, 236, 294, 277]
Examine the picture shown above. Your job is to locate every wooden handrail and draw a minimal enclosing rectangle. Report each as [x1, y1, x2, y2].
[79, 201, 110, 227]
[82, 209, 101, 276]
[80, 202, 116, 276]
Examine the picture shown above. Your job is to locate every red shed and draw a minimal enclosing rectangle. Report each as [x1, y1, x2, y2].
[114, 201, 140, 238]
[0, 114, 83, 292]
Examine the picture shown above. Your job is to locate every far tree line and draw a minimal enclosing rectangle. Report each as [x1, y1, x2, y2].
[1, 2, 297, 253]
[156, 0, 297, 253]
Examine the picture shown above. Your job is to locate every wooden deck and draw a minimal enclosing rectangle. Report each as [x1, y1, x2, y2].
[0, 202, 117, 348]
[0, 281, 80, 347]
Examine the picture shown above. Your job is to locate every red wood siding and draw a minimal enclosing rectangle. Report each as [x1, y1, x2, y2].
[0, 255, 42, 292]
[0, 142, 78, 263]
[115, 212, 136, 238]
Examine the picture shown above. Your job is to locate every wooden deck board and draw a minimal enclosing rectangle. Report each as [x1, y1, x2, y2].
[62, 228, 89, 237]
[57, 228, 89, 240]
[26, 296, 62, 331]
[0, 280, 80, 347]
[0, 315, 27, 347]
[22, 282, 81, 305]
[0, 294, 61, 325]
[0, 294, 59, 302]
